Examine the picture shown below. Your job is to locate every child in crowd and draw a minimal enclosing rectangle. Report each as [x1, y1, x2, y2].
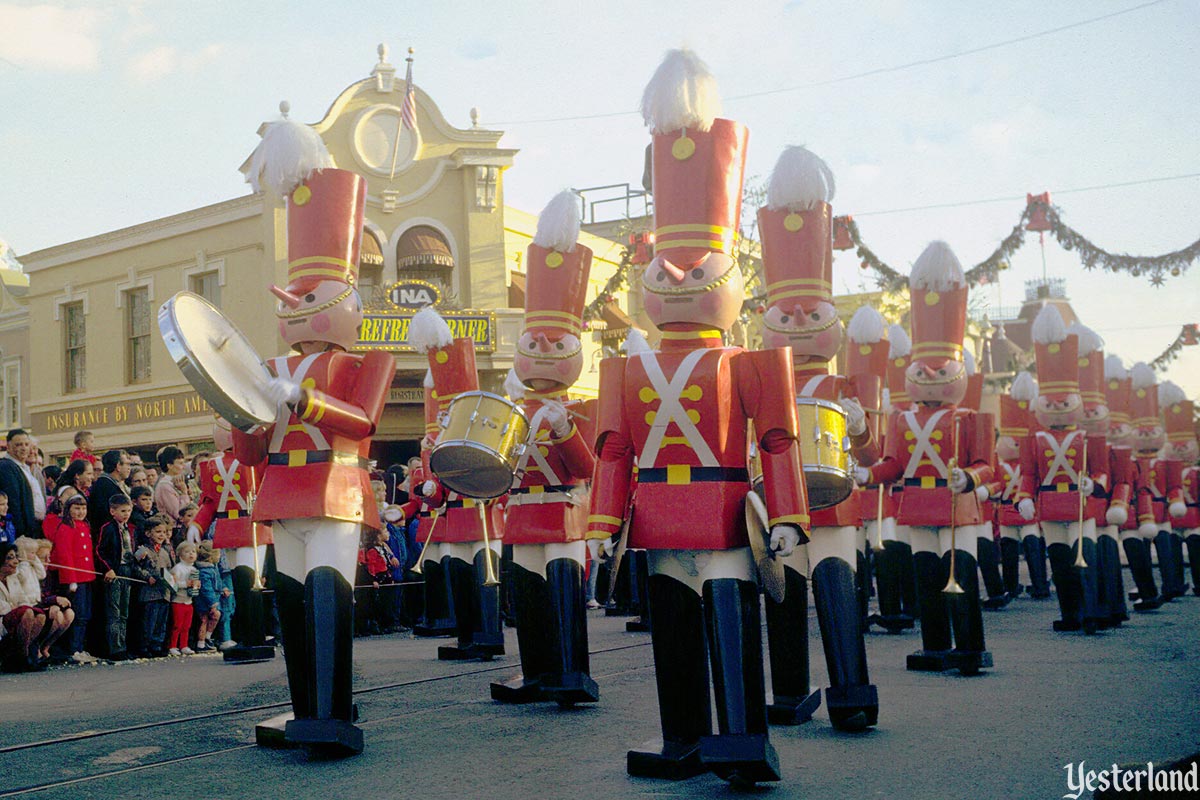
[12, 536, 74, 664]
[172, 503, 201, 549]
[69, 430, 99, 468]
[134, 515, 175, 657]
[358, 528, 399, 635]
[0, 492, 15, 545]
[166, 541, 200, 655]
[215, 549, 236, 650]
[48, 494, 97, 664]
[96, 495, 138, 660]
[130, 486, 155, 541]
[193, 541, 223, 651]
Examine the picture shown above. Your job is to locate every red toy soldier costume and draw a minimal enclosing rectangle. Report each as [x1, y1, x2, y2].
[960, 350, 1009, 609]
[756, 145, 878, 732]
[491, 192, 599, 706]
[585, 50, 808, 785]
[987, 373, 1049, 599]
[1157, 381, 1191, 597]
[1015, 306, 1104, 633]
[1071, 323, 1128, 627]
[1129, 363, 1184, 603]
[859, 241, 994, 675]
[407, 310, 505, 661]
[237, 121, 395, 755]
[409, 374, 457, 638]
[194, 416, 274, 662]
[1163, 395, 1200, 595]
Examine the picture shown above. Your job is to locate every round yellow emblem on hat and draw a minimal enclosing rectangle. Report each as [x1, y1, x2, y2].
[293, 185, 312, 206]
[546, 252, 564, 268]
[435, 351, 449, 364]
[784, 214, 804, 232]
[672, 135, 695, 161]
[925, 291, 940, 306]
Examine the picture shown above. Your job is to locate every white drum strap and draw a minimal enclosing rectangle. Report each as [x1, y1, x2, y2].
[1002, 461, 1020, 501]
[269, 354, 330, 452]
[215, 457, 248, 510]
[638, 349, 718, 468]
[1038, 430, 1083, 486]
[512, 406, 563, 488]
[901, 408, 951, 480]
[799, 374, 830, 398]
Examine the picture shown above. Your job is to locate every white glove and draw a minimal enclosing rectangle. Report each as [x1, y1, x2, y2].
[769, 525, 800, 558]
[975, 485, 991, 503]
[267, 377, 301, 406]
[1079, 476, 1095, 496]
[1138, 522, 1158, 538]
[1018, 499, 1036, 521]
[852, 466, 871, 486]
[187, 524, 202, 545]
[541, 399, 572, 438]
[950, 467, 969, 494]
[839, 397, 867, 436]
[1169, 501, 1186, 519]
[383, 505, 403, 523]
[601, 537, 616, 558]
[421, 480, 437, 497]
[1106, 505, 1128, 526]
[69, 582, 78, 593]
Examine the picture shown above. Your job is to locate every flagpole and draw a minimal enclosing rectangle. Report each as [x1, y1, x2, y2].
[389, 48, 414, 180]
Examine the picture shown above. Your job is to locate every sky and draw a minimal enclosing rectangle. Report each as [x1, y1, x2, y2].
[1, 0, 1197, 397]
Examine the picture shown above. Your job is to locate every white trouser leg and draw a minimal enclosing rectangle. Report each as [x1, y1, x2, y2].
[807, 526, 859, 574]
[228, 546, 268, 576]
[442, 540, 499, 564]
[513, 541, 586, 577]
[1041, 520, 1082, 547]
[909, 526, 939, 555]
[939, 525, 979, 557]
[273, 518, 361, 586]
[648, 548, 755, 594]
[999, 525, 1024, 542]
[891, 522, 910, 546]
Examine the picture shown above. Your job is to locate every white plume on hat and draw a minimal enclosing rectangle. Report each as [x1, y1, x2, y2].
[533, 190, 582, 252]
[623, 328, 653, 356]
[245, 118, 334, 196]
[423, 369, 434, 389]
[963, 347, 977, 376]
[1031, 304, 1068, 345]
[887, 324, 911, 358]
[1010, 371, 1038, 403]
[1158, 380, 1186, 407]
[640, 48, 721, 134]
[1130, 362, 1156, 391]
[909, 241, 965, 292]
[406, 307, 454, 353]
[1104, 355, 1127, 380]
[504, 368, 526, 402]
[1067, 322, 1103, 356]
[766, 146, 835, 212]
[847, 305, 886, 344]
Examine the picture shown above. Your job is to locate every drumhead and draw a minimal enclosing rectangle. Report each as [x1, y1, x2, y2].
[805, 468, 855, 510]
[796, 397, 846, 416]
[158, 291, 276, 431]
[430, 440, 514, 499]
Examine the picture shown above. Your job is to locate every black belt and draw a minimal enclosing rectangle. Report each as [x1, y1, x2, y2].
[214, 510, 246, 519]
[904, 477, 947, 488]
[267, 450, 369, 469]
[1037, 483, 1078, 493]
[638, 466, 749, 484]
[446, 498, 482, 509]
[510, 484, 577, 495]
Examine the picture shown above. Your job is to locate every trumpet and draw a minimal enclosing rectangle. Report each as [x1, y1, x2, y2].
[478, 502, 501, 587]
[412, 510, 441, 576]
[943, 416, 965, 595]
[1074, 436, 1089, 568]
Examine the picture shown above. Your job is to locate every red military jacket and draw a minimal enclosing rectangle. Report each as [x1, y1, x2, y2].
[1106, 446, 1136, 529]
[1179, 465, 1200, 529]
[793, 366, 878, 528]
[1016, 427, 1106, 523]
[234, 349, 394, 531]
[587, 334, 809, 550]
[988, 457, 1032, 527]
[505, 395, 596, 545]
[193, 453, 272, 550]
[864, 404, 993, 528]
[1134, 454, 1184, 527]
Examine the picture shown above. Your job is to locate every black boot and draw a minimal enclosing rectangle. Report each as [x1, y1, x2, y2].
[439, 556, 485, 660]
[414, 556, 456, 637]
[1097, 533, 1128, 625]
[626, 550, 651, 633]
[764, 565, 821, 725]
[1023, 535, 1051, 599]
[1171, 533, 1189, 596]
[907, 551, 953, 672]
[491, 562, 553, 703]
[1186, 534, 1200, 596]
[1123, 537, 1162, 611]
[283, 567, 362, 756]
[855, 548, 872, 632]
[605, 550, 635, 617]
[256, 571, 309, 748]
[699, 578, 780, 785]
[999, 537, 1022, 598]
[977, 535, 1010, 609]
[812, 558, 878, 731]
[945, 551, 992, 675]
[472, 548, 505, 657]
[627, 574, 709, 780]
[1048, 543, 1083, 631]
[1154, 530, 1180, 600]
[1078, 538, 1103, 634]
[871, 540, 914, 632]
[897, 541, 920, 620]
[540, 557, 599, 706]
[225, 566, 275, 664]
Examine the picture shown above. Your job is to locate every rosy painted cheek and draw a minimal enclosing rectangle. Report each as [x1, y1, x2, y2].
[278, 321, 287, 339]
[515, 354, 532, 374]
[699, 293, 718, 314]
[310, 313, 331, 334]
[942, 386, 954, 398]
[643, 294, 662, 318]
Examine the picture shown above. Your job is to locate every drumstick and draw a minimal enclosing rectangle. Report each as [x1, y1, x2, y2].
[567, 409, 592, 423]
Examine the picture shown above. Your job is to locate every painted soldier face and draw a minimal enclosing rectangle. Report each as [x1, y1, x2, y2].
[275, 279, 363, 352]
[1107, 419, 1133, 447]
[1033, 393, 1084, 428]
[1165, 438, 1199, 462]
[905, 358, 967, 405]
[996, 434, 1020, 461]
[1079, 402, 1110, 435]
[641, 252, 744, 332]
[1133, 423, 1165, 454]
[514, 330, 583, 391]
[760, 299, 844, 362]
[212, 417, 233, 452]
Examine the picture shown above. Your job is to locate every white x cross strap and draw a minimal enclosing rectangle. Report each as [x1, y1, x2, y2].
[511, 405, 564, 489]
[214, 457, 248, 510]
[1037, 430, 1084, 487]
[637, 349, 719, 469]
[268, 353, 330, 452]
[1002, 461, 1021, 501]
[901, 408, 951, 480]
[798, 374, 833, 399]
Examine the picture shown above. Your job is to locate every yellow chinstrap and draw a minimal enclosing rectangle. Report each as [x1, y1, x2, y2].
[643, 263, 738, 296]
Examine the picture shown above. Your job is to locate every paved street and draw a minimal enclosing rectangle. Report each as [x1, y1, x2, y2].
[2, 591, 1197, 800]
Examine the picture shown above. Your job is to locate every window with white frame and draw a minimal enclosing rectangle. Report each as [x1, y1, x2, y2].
[126, 287, 152, 384]
[2, 360, 18, 427]
[474, 165, 499, 211]
[190, 270, 221, 307]
[64, 301, 86, 393]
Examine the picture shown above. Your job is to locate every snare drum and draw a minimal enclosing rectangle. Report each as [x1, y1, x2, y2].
[796, 398, 854, 510]
[431, 391, 530, 499]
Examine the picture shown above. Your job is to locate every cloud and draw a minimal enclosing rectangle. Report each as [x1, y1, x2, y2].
[848, 162, 883, 184]
[459, 39, 498, 60]
[125, 42, 225, 83]
[0, 4, 104, 71]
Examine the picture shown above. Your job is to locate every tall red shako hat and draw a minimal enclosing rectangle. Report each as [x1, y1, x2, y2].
[846, 305, 888, 404]
[1030, 305, 1079, 401]
[407, 307, 478, 412]
[1068, 322, 1106, 412]
[1159, 381, 1193, 445]
[524, 191, 592, 340]
[1129, 362, 1160, 431]
[885, 323, 912, 409]
[759, 146, 835, 316]
[1104, 356, 1132, 428]
[999, 371, 1037, 439]
[962, 347, 983, 411]
[908, 241, 968, 368]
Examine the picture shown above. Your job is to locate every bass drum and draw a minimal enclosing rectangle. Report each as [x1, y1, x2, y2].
[796, 398, 854, 510]
[431, 391, 530, 500]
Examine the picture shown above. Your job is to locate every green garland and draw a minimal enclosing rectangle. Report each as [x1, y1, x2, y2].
[1151, 324, 1199, 371]
[580, 244, 635, 327]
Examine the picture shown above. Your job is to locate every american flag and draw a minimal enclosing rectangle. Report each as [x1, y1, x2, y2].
[400, 53, 417, 131]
